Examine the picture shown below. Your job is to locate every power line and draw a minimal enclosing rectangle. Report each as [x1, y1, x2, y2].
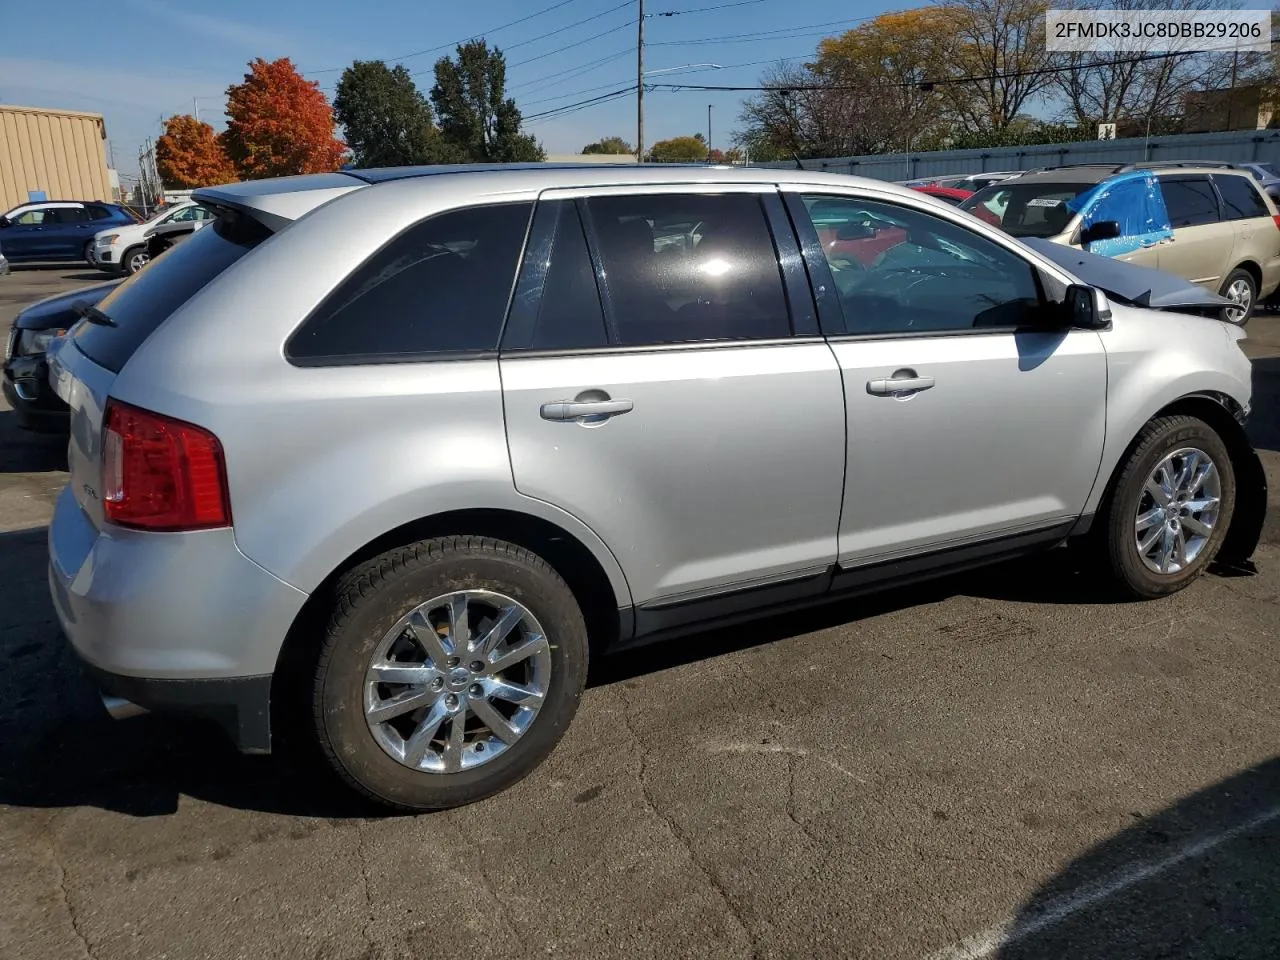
[508, 46, 637, 91]
[302, 0, 586, 74]
[647, 47, 1211, 93]
[524, 85, 638, 122]
[506, 19, 638, 71]
[523, 75, 635, 107]
[653, 0, 768, 15]
[650, 16, 878, 46]
[502, 0, 635, 53]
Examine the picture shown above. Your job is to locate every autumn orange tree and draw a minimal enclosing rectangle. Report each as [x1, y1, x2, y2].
[155, 114, 237, 188]
[220, 57, 346, 178]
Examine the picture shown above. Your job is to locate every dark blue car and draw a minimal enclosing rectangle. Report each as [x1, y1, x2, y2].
[0, 201, 136, 264]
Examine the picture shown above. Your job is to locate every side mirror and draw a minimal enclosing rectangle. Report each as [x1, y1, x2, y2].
[1064, 283, 1112, 329]
[1079, 219, 1121, 246]
[0, 217, 10, 228]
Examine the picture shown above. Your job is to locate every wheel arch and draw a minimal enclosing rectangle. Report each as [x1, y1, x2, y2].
[1084, 392, 1266, 569]
[273, 507, 631, 707]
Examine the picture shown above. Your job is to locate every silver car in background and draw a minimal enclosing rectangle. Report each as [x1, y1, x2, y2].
[46, 165, 1266, 811]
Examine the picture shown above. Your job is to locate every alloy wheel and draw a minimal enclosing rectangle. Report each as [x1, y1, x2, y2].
[1224, 278, 1252, 324]
[127, 250, 150, 274]
[1134, 446, 1222, 575]
[364, 590, 551, 773]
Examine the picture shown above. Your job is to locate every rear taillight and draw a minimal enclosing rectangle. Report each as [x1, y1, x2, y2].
[102, 400, 230, 531]
[1272, 214, 1280, 231]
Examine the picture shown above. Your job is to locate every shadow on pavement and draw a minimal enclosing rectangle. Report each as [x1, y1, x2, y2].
[0, 409, 67, 473]
[989, 757, 1280, 959]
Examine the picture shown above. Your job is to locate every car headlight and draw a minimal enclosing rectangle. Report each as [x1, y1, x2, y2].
[102, 234, 120, 245]
[17, 328, 67, 355]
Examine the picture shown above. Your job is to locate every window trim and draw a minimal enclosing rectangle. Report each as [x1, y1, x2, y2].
[284, 199, 535, 368]
[783, 189, 1053, 340]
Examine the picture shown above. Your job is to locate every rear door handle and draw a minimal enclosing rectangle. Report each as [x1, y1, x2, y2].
[540, 398, 634, 421]
[867, 374, 934, 396]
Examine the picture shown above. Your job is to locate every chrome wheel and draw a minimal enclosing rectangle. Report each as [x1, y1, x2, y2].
[364, 590, 551, 774]
[1223, 278, 1252, 324]
[127, 250, 150, 274]
[1134, 447, 1222, 575]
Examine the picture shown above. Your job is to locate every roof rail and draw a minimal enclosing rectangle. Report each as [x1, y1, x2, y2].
[1114, 160, 1240, 173]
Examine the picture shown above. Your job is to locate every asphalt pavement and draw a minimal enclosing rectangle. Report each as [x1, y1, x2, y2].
[1, 267, 1277, 960]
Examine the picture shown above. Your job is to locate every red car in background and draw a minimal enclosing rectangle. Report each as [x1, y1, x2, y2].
[909, 184, 974, 205]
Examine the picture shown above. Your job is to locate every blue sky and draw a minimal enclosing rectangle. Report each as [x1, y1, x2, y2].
[0, 0, 920, 179]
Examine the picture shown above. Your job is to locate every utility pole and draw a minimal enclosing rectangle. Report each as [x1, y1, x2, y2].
[636, 0, 645, 162]
[707, 104, 712, 159]
[193, 96, 200, 123]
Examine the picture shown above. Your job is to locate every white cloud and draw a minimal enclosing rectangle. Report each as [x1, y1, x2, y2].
[125, 0, 290, 51]
[0, 58, 226, 114]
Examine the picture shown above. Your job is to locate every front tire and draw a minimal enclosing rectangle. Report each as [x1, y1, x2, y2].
[1219, 268, 1256, 325]
[1098, 415, 1235, 599]
[121, 246, 149, 275]
[312, 536, 588, 812]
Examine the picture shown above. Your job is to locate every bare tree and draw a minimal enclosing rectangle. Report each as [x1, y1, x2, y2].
[1050, 0, 1263, 131]
[940, 0, 1055, 131]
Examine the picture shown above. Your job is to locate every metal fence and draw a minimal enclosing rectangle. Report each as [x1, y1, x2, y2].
[756, 129, 1280, 181]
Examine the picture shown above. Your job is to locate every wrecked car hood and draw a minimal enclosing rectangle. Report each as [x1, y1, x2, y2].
[1019, 238, 1230, 311]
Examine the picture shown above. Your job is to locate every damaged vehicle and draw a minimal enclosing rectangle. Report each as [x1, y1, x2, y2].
[960, 163, 1280, 325]
[45, 166, 1266, 811]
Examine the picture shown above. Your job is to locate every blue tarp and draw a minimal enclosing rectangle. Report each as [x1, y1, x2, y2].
[1066, 170, 1173, 257]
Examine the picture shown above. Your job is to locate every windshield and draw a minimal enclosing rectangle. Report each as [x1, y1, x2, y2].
[959, 181, 1088, 237]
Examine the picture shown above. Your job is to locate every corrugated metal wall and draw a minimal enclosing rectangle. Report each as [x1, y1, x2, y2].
[0, 105, 112, 210]
[759, 129, 1280, 181]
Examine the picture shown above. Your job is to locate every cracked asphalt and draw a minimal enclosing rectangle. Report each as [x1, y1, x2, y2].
[1, 268, 1278, 960]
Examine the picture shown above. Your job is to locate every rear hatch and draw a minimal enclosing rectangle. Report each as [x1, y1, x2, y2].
[49, 210, 273, 529]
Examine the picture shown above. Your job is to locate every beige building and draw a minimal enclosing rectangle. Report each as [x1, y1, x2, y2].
[0, 104, 114, 211]
[1183, 85, 1280, 134]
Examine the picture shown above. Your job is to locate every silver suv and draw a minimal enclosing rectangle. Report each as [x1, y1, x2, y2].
[46, 165, 1267, 811]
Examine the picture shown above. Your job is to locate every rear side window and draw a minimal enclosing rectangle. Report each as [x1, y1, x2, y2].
[1213, 174, 1269, 220]
[73, 212, 271, 373]
[585, 193, 791, 346]
[1160, 177, 1220, 227]
[50, 207, 88, 224]
[85, 205, 113, 220]
[288, 202, 533, 363]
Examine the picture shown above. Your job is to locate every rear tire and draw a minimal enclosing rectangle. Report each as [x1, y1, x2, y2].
[1219, 268, 1256, 326]
[1097, 415, 1235, 599]
[312, 536, 588, 812]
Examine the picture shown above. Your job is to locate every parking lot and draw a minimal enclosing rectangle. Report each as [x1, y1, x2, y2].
[1, 265, 1277, 959]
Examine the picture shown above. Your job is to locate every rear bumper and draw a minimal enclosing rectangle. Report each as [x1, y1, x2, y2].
[82, 661, 273, 753]
[48, 486, 310, 751]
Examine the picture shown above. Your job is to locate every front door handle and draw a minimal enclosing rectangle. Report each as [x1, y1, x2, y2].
[540, 398, 634, 421]
[867, 372, 935, 397]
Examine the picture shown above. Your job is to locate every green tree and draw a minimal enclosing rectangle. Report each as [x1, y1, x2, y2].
[333, 60, 446, 167]
[582, 136, 633, 154]
[647, 135, 709, 162]
[430, 40, 545, 163]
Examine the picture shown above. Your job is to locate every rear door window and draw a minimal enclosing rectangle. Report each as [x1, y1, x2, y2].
[1213, 174, 1269, 220]
[287, 201, 533, 363]
[584, 193, 792, 345]
[72, 211, 271, 373]
[1159, 177, 1220, 227]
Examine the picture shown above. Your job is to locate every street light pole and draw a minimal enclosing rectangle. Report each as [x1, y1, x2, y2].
[636, 0, 645, 162]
